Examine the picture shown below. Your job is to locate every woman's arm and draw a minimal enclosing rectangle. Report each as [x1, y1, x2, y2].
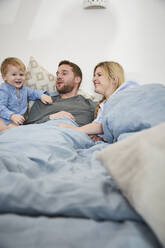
[79, 122, 103, 134]
[58, 122, 103, 135]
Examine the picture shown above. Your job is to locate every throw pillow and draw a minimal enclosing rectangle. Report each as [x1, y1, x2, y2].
[97, 123, 165, 247]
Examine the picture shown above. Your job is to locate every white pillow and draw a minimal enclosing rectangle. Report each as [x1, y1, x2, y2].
[96, 123, 165, 247]
[25, 56, 96, 112]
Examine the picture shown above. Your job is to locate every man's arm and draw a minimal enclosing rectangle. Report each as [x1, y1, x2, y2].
[25, 100, 75, 125]
[49, 111, 75, 121]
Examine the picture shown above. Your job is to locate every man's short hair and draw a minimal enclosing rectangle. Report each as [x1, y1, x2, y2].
[58, 60, 82, 83]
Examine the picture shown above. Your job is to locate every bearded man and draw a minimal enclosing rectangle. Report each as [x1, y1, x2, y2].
[25, 60, 96, 126]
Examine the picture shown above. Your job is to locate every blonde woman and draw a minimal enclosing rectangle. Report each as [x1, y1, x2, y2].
[58, 61, 138, 139]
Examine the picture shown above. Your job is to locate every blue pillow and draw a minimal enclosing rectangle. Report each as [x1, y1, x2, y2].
[103, 84, 165, 143]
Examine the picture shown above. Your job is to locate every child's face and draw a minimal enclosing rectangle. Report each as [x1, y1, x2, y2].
[3, 65, 25, 89]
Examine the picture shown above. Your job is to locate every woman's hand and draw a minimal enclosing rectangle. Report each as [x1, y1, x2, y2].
[89, 134, 104, 142]
[58, 123, 77, 129]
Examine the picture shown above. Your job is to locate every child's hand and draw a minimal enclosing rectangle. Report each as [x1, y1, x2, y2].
[10, 114, 25, 125]
[40, 94, 53, 104]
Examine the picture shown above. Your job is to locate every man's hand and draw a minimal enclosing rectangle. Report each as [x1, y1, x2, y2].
[40, 94, 53, 104]
[49, 111, 75, 121]
[10, 114, 25, 125]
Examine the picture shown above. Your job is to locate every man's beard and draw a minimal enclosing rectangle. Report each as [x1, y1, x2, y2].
[56, 84, 74, 94]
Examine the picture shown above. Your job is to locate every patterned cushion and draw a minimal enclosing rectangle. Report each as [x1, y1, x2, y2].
[25, 56, 57, 113]
[25, 56, 56, 92]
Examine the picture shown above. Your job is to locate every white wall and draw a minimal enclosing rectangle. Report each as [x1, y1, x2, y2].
[0, 0, 165, 94]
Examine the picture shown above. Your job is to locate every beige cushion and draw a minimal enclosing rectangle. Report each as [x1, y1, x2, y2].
[25, 56, 57, 112]
[26, 56, 57, 92]
[96, 123, 165, 247]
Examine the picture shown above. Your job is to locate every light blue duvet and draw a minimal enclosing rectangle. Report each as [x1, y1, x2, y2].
[0, 117, 161, 248]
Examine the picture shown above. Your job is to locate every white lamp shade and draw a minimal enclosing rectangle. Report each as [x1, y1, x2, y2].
[83, 0, 107, 9]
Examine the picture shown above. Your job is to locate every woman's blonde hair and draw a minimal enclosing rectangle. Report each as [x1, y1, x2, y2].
[94, 61, 125, 118]
[1, 57, 26, 77]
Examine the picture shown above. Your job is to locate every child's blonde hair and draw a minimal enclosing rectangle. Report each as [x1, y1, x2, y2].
[1, 57, 26, 77]
[94, 61, 125, 118]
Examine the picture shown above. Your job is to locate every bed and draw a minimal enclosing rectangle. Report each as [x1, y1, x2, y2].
[0, 57, 165, 248]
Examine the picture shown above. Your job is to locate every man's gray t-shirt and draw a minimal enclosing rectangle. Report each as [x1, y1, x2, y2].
[25, 95, 97, 126]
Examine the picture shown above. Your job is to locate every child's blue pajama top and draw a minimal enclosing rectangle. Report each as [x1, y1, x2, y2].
[0, 82, 43, 124]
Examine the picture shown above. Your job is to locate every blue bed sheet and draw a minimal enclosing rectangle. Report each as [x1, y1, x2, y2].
[102, 84, 165, 143]
[0, 118, 162, 248]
